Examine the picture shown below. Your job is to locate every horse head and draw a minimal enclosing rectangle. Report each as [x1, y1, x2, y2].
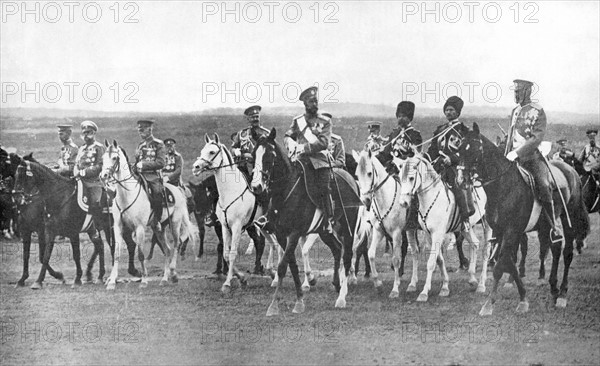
[352, 149, 378, 208]
[101, 139, 130, 183]
[458, 123, 485, 173]
[398, 156, 428, 207]
[13, 159, 37, 201]
[193, 133, 230, 176]
[251, 128, 279, 195]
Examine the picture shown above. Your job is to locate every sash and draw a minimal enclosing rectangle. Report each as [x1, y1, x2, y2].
[296, 116, 318, 144]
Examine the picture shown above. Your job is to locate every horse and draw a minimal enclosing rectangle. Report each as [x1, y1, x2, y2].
[352, 149, 420, 298]
[398, 154, 492, 301]
[192, 134, 281, 292]
[12, 158, 114, 289]
[100, 140, 196, 290]
[458, 123, 589, 314]
[251, 128, 362, 315]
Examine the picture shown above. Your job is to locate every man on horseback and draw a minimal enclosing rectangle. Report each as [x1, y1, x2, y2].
[162, 138, 183, 187]
[74, 121, 105, 232]
[134, 119, 166, 231]
[552, 139, 577, 167]
[578, 129, 600, 182]
[232, 105, 271, 181]
[425, 96, 474, 230]
[505, 79, 562, 243]
[322, 113, 346, 169]
[54, 124, 78, 178]
[364, 121, 387, 153]
[377, 101, 422, 173]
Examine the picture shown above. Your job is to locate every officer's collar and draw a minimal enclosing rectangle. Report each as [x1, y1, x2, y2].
[143, 135, 155, 143]
[84, 139, 96, 146]
[62, 138, 74, 145]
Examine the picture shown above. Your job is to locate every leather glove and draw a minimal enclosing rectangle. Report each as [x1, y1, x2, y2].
[506, 151, 518, 161]
[232, 148, 242, 156]
[136, 161, 144, 170]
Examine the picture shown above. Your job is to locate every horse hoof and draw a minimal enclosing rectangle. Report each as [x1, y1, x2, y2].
[106, 282, 116, 290]
[479, 301, 494, 316]
[269, 269, 276, 280]
[516, 301, 529, 313]
[301, 285, 311, 293]
[416, 293, 428, 302]
[270, 279, 278, 287]
[31, 282, 43, 290]
[389, 290, 399, 299]
[374, 280, 383, 288]
[221, 284, 231, 294]
[439, 288, 450, 297]
[556, 298, 567, 308]
[406, 285, 417, 293]
[93, 278, 103, 285]
[85, 273, 93, 283]
[171, 275, 179, 284]
[476, 285, 486, 294]
[308, 277, 317, 287]
[266, 302, 279, 317]
[71, 281, 82, 289]
[292, 300, 305, 314]
[159, 279, 169, 286]
[195, 256, 201, 262]
[335, 298, 346, 308]
[469, 279, 478, 288]
[15, 281, 26, 288]
[128, 268, 142, 278]
[140, 281, 148, 289]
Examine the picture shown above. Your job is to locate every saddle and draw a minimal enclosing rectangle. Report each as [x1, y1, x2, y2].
[516, 160, 569, 197]
[137, 175, 176, 208]
[296, 160, 362, 210]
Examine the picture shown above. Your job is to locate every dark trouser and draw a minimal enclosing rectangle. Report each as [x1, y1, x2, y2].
[85, 185, 103, 238]
[315, 167, 334, 220]
[521, 154, 559, 232]
[147, 180, 164, 226]
[444, 167, 474, 222]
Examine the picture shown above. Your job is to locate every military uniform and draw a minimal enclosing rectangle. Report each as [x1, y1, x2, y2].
[328, 133, 346, 168]
[552, 140, 577, 167]
[379, 125, 422, 166]
[232, 125, 270, 177]
[579, 129, 600, 175]
[75, 140, 105, 212]
[426, 96, 473, 222]
[365, 134, 387, 153]
[134, 124, 166, 225]
[57, 139, 78, 177]
[505, 79, 561, 241]
[163, 151, 183, 186]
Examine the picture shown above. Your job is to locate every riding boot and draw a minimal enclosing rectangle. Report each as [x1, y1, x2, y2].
[541, 197, 563, 244]
[452, 186, 471, 231]
[151, 197, 163, 231]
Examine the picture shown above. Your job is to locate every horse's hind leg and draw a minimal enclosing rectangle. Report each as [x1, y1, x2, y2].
[406, 229, 419, 293]
[247, 226, 265, 274]
[123, 229, 141, 277]
[390, 230, 403, 299]
[463, 229, 480, 288]
[477, 221, 492, 293]
[85, 229, 102, 283]
[16, 230, 32, 287]
[320, 232, 342, 292]
[519, 234, 527, 278]
[538, 228, 551, 280]
[32, 229, 56, 289]
[301, 235, 318, 292]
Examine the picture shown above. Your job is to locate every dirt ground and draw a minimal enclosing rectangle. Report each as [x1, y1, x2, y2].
[1, 215, 599, 365]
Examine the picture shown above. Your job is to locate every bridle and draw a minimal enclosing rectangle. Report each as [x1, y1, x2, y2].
[462, 136, 513, 187]
[102, 146, 135, 190]
[401, 157, 441, 197]
[254, 141, 287, 192]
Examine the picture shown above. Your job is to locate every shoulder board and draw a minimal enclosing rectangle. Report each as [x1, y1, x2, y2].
[175, 151, 182, 157]
[331, 133, 341, 140]
[260, 126, 270, 133]
[92, 141, 103, 148]
[70, 142, 78, 148]
[317, 114, 331, 122]
[153, 138, 164, 144]
[293, 114, 304, 121]
[527, 102, 543, 110]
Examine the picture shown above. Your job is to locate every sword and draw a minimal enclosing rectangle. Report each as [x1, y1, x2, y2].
[540, 153, 572, 228]
[327, 152, 352, 238]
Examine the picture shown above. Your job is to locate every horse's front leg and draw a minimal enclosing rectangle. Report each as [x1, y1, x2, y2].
[221, 224, 236, 293]
[417, 231, 443, 302]
[557, 230, 574, 308]
[266, 232, 300, 317]
[406, 229, 419, 292]
[389, 229, 403, 299]
[134, 225, 149, 288]
[69, 234, 83, 288]
[368, 225, 384, 291]
[32, 227, 56, 290]
[153, 226, 171, 286]
[301, 234, 318, 292]
[16, 229, 32, 287]
[106, 218, 125, 290]
[477, 220, 492, 293]
[463, 228, 480, 288]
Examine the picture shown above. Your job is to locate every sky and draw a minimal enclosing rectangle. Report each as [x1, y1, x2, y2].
[1, 1, 599, 114]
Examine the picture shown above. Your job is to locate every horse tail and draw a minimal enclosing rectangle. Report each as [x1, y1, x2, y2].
[181, 206, 198, 255]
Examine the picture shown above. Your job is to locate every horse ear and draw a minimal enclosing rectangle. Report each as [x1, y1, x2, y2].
[352, 149, 360, 162]
[113, 140, 118, 148]
[204, 133, 210, 143]
[269, 127, 276, 140]
[472, 123, 480, 135]
[214, 133, 220, 144]
[104, 139, 109, 147]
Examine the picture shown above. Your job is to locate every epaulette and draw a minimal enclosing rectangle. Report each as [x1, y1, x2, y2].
[528, 102, 543, 111]
[318, 113, 331, 122]
[69, 142, 78, 148]
[259, 126, 270, 133]
[293, 114, 304, 121]
[153, 138, 164, 144]
[331, 133, 342, 140]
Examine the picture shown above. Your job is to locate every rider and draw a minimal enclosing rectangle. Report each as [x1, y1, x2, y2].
[505, 79, 562, 243]
[364, 121, 387, 153]
[232, 105, 271, 180]
[425, 96, 474, 230]
[377, 101, 422, 173]
[74, 121, 105, 232]
[134, 119, 166, 231]
[322, 113, 346, 169]
[162, 138, 183, 187]
[54, 124, 78, 178]
[552, 139, 577, 167]
[579, 129, 600, 182]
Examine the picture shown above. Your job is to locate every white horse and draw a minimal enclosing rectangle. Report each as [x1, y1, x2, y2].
[398, 154, 491, 301]
[100, 140, 195, 290]
[192, 134, 280, 292]
[352, 149, 420, 298]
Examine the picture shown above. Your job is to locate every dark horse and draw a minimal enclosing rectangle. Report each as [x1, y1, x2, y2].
[459, 123, 589, 315]
[252, 129, 362, 315]
[577, 170, 598, 252]
[13, 158, 139, 289]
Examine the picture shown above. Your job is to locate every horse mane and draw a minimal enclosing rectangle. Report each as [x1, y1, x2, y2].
[272, 139, 292, 175]
[27, 160, 73, 185]
[220, 143, 234, 166]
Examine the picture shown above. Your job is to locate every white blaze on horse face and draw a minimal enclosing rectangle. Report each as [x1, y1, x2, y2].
[251, 145, 266, 192]
[193, 143, 222, 176]
[100, 146, 118, 180]
[398, 161, 418, 206]
[355, 152, 374, 202]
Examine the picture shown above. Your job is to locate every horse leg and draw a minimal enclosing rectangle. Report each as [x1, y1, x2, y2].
[38, 227, 63, 282]
[455, 231, 469, 271]
[368, 227, 384, 291]
[68, 235, 83, 288]
[266, 232, 297, 317]
[16, 229, 32, 287]
[540, 220, 560, 304]
[152, 227, 172, 286]
[167, 219, 181, 284]
[288, 233, 305, 313]
[32, 228, 56, 289]
[406, 229, 419, 293]
[390, 230, 403, 299]
[320, 232, 342, 292]
[463, 229, 480, 288]
[538, 228, 550, 280]
[247, 226, 265, 275]
[215, 224, 226, 274]
[399, 230, 408, 277]
[301, 235, 317, 292]
[519, 234, 527, 278]
[84, 230, 101, 283]
[195, 213, 205, 260]
[106, 221, 125, 290]
[436, 247, 450, 297]
[557, 228, 574, 308]
[221, 225, 236, 292]
[477, 220, 492, 294]
[417, 231, 442, 302]
[134, 225, 149, 288]
[123, 229, 141, 277]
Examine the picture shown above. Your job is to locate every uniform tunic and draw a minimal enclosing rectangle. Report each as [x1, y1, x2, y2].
[163, 152, 183, 186]
[232, 126, 271, 174]
[135, 137, 166, 183]
[284, 113, 332, 169]
[365, 134, 387, 153]
[75, 140, 105, 207]
[378, 124, 422, 165]
[328, 133, 346, 168]
[57, 139, 78, 177]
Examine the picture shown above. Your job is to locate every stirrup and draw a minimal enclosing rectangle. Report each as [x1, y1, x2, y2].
[550, 229, 563, 244]
[204, 216, 216, 227]
[255, 215, 268, 229]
